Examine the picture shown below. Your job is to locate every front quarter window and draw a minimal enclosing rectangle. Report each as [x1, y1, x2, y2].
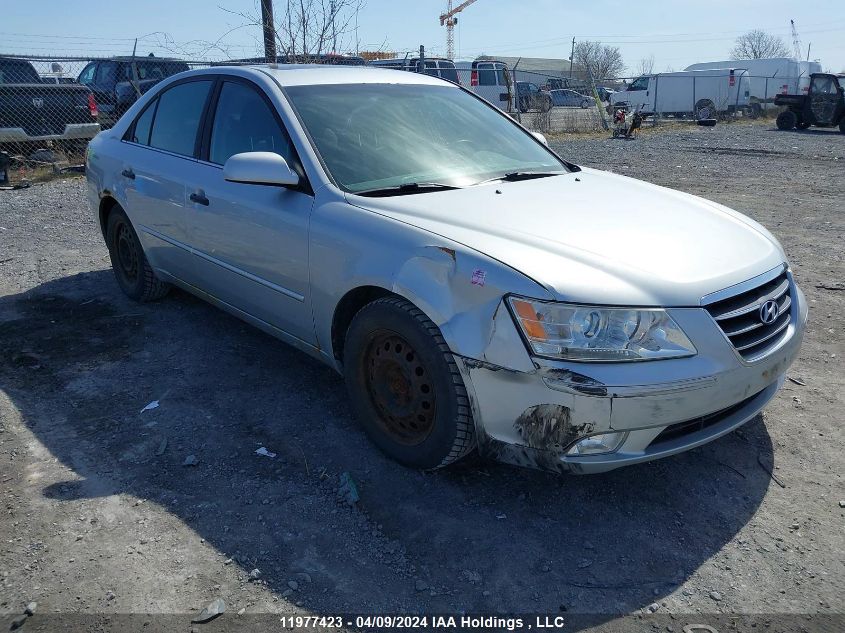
[285, 83, 568, 193]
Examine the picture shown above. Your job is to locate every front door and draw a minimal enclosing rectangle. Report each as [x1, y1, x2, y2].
[808, 75, 841, 125]
[181, 78, 314, 344]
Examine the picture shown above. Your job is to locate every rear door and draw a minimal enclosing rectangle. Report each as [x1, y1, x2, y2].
[120, 77, 214, 283]
[180, 77, 314, 343]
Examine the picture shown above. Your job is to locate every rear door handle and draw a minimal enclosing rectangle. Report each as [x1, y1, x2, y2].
[189, 192, 209, 206]
[121, 168, 135, 180]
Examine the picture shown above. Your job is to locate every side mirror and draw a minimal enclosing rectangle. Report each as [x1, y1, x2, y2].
[532, 132, 548, 146]
[223, 151, 300, 187]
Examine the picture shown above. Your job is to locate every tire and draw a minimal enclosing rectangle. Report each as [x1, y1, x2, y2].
[840, 119, 845, 134]
[695, 99, 716, 121]
[776, 110, 797, 130]
[342, 296, 475, 470]
[581, 99, 591, 109]
[106, 205, 170, 302]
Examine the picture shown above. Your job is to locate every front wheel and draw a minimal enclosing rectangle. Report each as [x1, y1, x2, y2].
[106, 206, 170, 302]
[342, 297, 475, 470]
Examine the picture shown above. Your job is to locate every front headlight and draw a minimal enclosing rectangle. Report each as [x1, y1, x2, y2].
[508, 296, 697, 361]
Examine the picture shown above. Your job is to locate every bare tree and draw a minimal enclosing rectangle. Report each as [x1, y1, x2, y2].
[573, 41, 624, 81]
[222, 0, 365, 60]
[730, 30, 790, 60]
[636, 55, 655, 76]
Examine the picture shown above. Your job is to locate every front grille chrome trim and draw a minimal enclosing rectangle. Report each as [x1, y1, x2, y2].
[702, 264, 793, 362]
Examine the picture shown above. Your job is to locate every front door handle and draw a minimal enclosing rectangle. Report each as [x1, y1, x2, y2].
[121, 168, 135, 180]
[189, 192, 209, 206]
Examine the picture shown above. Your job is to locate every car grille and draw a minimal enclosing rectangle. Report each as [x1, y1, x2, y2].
[650, 389, 762, 446]
[703, 268, 792, 361]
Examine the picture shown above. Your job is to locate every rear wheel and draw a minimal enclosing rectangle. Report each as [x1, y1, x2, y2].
[342, 296, 475, 470]
[106, 206, 170, 302]
[776, 110, 797, 130]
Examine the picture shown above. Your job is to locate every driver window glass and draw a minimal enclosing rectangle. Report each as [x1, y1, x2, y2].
[209, 81, 294, 166]
[629, 77, 649, 91]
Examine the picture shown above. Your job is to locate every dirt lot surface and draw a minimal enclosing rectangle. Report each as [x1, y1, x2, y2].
[0, 121, 843, 632]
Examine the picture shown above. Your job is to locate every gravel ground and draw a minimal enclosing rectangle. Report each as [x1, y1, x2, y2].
[0, 121, 843, 632]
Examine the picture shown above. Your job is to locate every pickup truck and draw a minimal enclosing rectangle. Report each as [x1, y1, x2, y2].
[76, 56, 189, 127]
[0, 57, 100, 150]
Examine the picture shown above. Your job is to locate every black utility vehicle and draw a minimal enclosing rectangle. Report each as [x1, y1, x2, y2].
[774, 73, 845, 133]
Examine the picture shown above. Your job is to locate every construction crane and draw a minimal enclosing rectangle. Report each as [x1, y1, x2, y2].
[790, 20, 802, 61]
[439, 0, 478, 60]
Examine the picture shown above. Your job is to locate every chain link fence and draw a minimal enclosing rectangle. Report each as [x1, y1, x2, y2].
[1, 49, 794, 188]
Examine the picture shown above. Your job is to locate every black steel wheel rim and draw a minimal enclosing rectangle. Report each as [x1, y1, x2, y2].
[363, 331, 436, 446]
[115, 222, 139, 284]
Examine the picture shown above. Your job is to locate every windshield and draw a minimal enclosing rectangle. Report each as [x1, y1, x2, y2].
[285, 83, 568, 193]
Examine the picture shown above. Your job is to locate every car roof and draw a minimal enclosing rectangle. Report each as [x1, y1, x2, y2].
[185, 64, 456, 87]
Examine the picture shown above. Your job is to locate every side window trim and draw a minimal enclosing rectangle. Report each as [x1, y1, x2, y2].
[123, 97, 158, 145]
[198, 75, 310, 193]
[121, 76, 216, 159]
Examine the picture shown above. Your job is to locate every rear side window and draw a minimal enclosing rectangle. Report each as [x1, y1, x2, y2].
[149, 80, 212, 156]
[477, 65, 496, 86]
[78, 63, 96, 85]
[131, 100, 157, 145]
[439, 64, 459, 83]
[208, 81, 293, 166]
[95, 62, 117, 86]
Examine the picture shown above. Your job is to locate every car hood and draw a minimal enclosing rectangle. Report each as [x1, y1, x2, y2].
[346, 167, 786, 306]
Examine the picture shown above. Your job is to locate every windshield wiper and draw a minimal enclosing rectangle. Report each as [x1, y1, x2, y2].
[473, 171, 566, 186]
[355, 182, 461, 197]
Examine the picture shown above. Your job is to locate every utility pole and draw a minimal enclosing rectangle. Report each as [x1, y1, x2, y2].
[569, 37, 575, 78]
[261, 0, 276, 63]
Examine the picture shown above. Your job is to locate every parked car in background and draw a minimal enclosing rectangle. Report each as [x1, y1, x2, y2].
[550, 88, 593, 108]
[455, 59, 514, 112]
[369, 56, 459, 82]
[515, 81, 552, 112]
[685, 58, 822, 115]
[610, 68, 751, 119]
[87, 65, 806, 474]
[0, 56, 99, 152]
[77, 55, 189, 127]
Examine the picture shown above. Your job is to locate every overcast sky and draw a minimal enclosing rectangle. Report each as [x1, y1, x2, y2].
[3, 0, 844, 74]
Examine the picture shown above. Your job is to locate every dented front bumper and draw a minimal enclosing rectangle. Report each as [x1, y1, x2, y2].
[456, 285, 808, 474]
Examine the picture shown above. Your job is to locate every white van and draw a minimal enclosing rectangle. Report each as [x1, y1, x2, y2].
[368, 57, 459, 83]
[610, 68, 751, 119]
[685, 58, 823, 112]
[455, 60, 515, 112]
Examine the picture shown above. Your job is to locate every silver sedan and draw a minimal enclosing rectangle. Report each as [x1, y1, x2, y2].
[86, 66, 806, 474]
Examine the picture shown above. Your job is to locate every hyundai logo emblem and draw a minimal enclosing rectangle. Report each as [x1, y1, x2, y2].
[759, 300, 779, 324]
